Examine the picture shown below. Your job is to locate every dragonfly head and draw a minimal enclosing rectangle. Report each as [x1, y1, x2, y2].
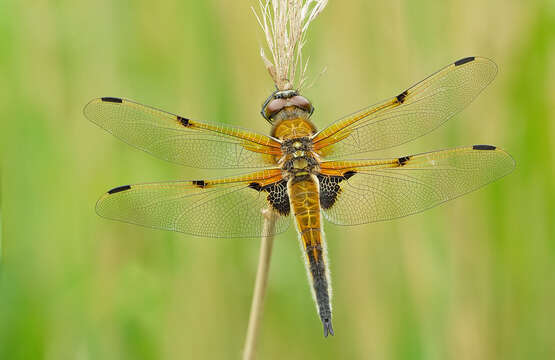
[261, 90, 314, 124]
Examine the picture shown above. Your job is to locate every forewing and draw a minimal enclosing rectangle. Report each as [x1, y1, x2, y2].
[84, 97, 282, 169]
[313, 57, 498, 158]
[318, 145, 514, 225]
[96, 170, 291, 238]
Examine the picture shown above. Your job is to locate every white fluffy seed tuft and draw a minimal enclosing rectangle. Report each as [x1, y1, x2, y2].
[252, 0, 328, 91]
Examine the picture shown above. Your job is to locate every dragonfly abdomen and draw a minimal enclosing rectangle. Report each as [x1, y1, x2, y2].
[288, 175, 334, 337]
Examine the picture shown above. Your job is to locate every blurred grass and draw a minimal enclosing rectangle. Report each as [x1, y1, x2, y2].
[1, 0, 554, 359]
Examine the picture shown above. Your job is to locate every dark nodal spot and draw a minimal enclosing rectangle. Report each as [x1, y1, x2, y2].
[396, 90, 408, 104]
[398, 156, 411, 166]
[454, 56, 475, 66]
[177, 115, 190, 127]
[192, 180, 206, 188]
[248, 182, 262, 191]
[473, 144, 496, 151]
[101, 97, 123, 103]
[108, 185, 131, 194]
[343, 171, 356, 179]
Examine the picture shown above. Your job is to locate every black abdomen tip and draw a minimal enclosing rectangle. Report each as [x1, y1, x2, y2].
[473, 144, 496, 150]
[101, 97, 123, 103]
[323, 318, 334, 337]
[107, 185, 131, 194]
[454, 56, 475, 66]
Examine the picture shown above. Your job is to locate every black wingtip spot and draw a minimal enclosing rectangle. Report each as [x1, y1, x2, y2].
[177, 115, 190, 127]
[323, 318, 334, 337]
[396, 90, 408, 104]
[107, 185, 131, 194]
[343, 171, 357, 179]
[454, 56, 475, 66]
[101, 97, 123, 103]
[398, 156, 411, 166]
[473, 144, 496, 150]
[192, 180, 206, 188]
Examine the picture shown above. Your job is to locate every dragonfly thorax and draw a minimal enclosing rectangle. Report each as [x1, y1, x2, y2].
[282, 154, 319, 178]
[281, 137, 313, 154]
[280, 137, 320, 179]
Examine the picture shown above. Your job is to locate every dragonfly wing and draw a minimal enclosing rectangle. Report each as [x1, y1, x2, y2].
[318, 145, 514, 225]
[96, 169, 291, 238]
[313, 57, 498, 158]
[84, 97, 282, 169]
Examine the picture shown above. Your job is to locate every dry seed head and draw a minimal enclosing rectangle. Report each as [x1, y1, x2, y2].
[252, 0, 328, 91]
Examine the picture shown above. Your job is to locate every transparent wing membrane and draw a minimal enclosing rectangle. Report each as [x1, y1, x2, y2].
[95, 170, 290, 238]
[313, 57, 498, 158]
[319, 146, 514, 225]
[88, 57, 515, 238]
[84, 97, 282, 169]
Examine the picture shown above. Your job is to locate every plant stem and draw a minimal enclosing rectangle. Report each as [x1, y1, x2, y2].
[242, 209, 277, 360]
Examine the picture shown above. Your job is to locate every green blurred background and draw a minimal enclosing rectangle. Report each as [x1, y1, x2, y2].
[1, 0, 554, 359]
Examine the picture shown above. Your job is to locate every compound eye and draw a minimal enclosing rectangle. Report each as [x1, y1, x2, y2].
[264, 98, 287, 119]
[290, 95, 313, 113]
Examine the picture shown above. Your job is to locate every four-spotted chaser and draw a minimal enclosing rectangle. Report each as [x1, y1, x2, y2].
[85, 56, 515, 337]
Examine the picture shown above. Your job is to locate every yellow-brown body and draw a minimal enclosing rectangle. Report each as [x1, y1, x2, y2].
[271, 108, 334, 336]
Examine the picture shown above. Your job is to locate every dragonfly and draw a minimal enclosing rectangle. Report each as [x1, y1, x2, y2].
[85, 56, 514, 337]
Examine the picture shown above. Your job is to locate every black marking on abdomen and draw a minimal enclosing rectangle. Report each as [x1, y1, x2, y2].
[454, 56, 475, 66]
[396, 90, 408, 104]
[177, 115, 190, 127]
[101, 97, 123, 103]
[192, 180, 206, 188]
[473, 144, 496, 150]
[107, 185, 131, 194]
[398, 155, 411, 166]
[249, 180, 290, 216]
